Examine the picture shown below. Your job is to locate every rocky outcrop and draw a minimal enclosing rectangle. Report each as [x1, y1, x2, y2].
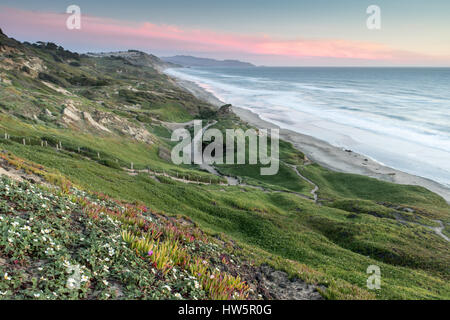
[62, 100, 110, 133]
[94, 111, 154, 144]
[0, 45, 45, 78]
[256, 265, 324, 300]
[62, 101, 81, 124]
[60, 102, 154, 143]
[218, 104, 233, 116]
[41, 81, 72, 96]
[83, 112, 111, 133]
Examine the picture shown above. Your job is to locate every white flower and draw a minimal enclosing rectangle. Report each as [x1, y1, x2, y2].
[33, 293, 40, 298]
[66, 278, 77, 289]
[174, 293, 182, 299]
[102, 280, 109, 286]
[162, 285, 171, 292]
[4, 273, 11, 281]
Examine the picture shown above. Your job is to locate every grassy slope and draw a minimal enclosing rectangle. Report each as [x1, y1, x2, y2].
[0, 35, 449, 300]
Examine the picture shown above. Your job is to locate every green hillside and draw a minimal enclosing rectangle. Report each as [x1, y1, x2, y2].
[0, 30, 448, 300]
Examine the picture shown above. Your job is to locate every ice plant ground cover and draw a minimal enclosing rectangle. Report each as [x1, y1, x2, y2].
[0, 174, 251, 299]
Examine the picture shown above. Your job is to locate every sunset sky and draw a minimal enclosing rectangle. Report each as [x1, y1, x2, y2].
[1, 0, 449, 66]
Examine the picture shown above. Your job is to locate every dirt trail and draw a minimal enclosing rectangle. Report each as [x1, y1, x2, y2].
[286, 163, 319, 203]
[431, 220, 449, 242]
[123, 167, 216, 185]
[123, 122, 319, 200]
[394, 213, 449, 242]
[123, 165, 317, 202]
[192, 121, 239, 186]
[0, 159, 50, 187]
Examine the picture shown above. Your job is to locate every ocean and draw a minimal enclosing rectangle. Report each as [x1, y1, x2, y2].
[165, 67, 450, 188]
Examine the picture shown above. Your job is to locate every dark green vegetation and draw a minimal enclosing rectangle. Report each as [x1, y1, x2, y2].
[0, 30, 449, 299]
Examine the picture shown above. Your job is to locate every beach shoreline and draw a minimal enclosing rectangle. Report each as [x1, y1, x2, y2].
[167, 71, 450, 203]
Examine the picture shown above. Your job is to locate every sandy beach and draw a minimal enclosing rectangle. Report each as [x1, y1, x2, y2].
[169, 73, 450, 203]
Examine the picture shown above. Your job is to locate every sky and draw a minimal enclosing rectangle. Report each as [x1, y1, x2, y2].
[0, 0, 449, 66]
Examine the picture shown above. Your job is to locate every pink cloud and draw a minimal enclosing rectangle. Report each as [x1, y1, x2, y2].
[0, 6, 446, 64]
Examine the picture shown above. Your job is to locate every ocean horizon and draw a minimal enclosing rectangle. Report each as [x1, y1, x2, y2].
[166, 66, 450, 188]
